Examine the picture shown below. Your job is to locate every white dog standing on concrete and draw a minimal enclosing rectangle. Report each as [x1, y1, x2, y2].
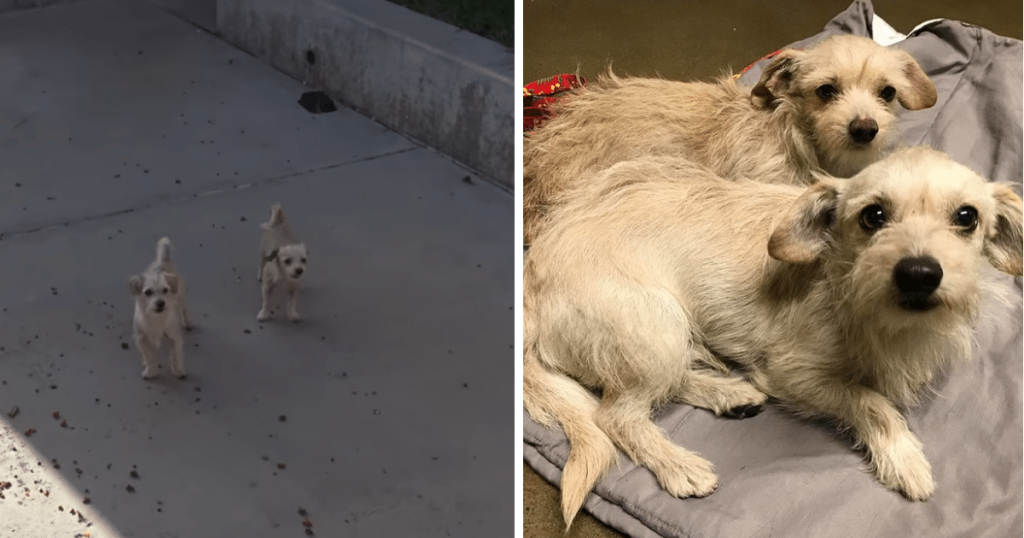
[128, 237, 192, 380]
[257, 204, 307, 322]
[523, 148, 1023, 528]
[523, 34, 938, 244]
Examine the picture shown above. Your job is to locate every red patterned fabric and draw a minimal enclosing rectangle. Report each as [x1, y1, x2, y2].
[737, 49, 784, 77]
[523, 74, 586, 132]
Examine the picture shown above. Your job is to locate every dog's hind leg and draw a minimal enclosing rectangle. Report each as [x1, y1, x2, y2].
[595, 391, 718, 499]
[179, 296, 193, 330]
[257, 278, 275, 321]
[578, 286, 719, 498]
[670, 369, 768, 419]
[169, 334, 187, 379]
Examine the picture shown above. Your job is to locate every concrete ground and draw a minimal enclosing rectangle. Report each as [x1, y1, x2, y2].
[522, 2, 1021, 537]
[0, 1, 511, 537]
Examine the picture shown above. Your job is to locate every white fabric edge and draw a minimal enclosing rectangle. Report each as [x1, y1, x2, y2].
[871, 14, 907, 45]
[909, 18, 947, 36]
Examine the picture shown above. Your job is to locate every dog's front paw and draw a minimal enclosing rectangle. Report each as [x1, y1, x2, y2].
[287, 311, 301, 323]
[715, 379, 769, 419]
[721, 403, 763, 419]
[141, 368, 158, 380]
[656, 448, 718, 499]
[170, 365, 187, 379]
[871, 432, 934, 501]
[257, 309, 272, 321]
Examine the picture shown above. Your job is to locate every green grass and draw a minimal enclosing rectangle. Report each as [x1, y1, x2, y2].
[384, 0, 513, 48]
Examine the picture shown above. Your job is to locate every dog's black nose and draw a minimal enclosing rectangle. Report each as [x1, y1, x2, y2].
[294, 268, 304, 276]
[849, 118, 879, 144]
[893, 256, 942, 306]
[155, 299, 165, 309]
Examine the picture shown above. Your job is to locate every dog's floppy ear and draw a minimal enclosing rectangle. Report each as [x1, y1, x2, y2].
[164, 274, 179, 294]
[983, 184, 1023, 276]
[127, 275, 144, 296]
[768, 177, 841, 264]
[750, 49, 806, 109]
[890, 49, 937, 111]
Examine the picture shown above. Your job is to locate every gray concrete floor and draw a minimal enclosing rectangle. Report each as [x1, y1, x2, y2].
[0, 1, 512, 537]
[522, 2, 1021, 537]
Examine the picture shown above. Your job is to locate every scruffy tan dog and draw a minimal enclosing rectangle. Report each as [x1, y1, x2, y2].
[128, 237, 192, 380]
[523, 34, 937, 244]
[257, 204, 307, 322]
[524, 148, 1023, 528]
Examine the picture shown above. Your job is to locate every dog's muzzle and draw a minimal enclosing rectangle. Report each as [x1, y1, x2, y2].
[893, 256, 942, 311]
[848, 118, 879, 145]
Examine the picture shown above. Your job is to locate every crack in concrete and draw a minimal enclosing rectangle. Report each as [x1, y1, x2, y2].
[0, 146, 421, 241]
[8, 113, 35, 133]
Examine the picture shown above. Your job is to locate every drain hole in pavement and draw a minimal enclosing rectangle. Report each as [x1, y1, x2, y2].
[306, 50, 316, 65]
[298, 91, 337, 114]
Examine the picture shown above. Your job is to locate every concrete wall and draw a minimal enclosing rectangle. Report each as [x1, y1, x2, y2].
[216, 0, 514, 188]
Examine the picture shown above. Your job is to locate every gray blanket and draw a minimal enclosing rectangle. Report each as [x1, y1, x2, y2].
[522, 2, 1024, 537]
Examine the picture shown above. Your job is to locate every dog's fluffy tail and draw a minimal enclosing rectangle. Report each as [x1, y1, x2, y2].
[523, 310, 617, 529]
[156, 237, 172, 264]
[261, 204, 286, 230]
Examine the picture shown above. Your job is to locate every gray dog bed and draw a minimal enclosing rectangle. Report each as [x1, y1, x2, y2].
[522, 2, 1023, 537]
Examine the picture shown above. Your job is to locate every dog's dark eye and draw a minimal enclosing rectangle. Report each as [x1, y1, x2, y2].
[144, 289, 153, 296]
[283, 258, 292, 265]
[953, 206, 978, 232]
[880, 86, 896, 102]
[859, 204, 887, 232]
[300, 258, 306, 264]
[816, 84, 838, 102]
[161, 287, 168, 294]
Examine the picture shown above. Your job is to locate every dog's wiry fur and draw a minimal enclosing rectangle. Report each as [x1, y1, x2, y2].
[523, 34, 938, 244]
[257, 204, 307, 322]
[523, 148, 1023, 528]
[128, 237, 192, 380]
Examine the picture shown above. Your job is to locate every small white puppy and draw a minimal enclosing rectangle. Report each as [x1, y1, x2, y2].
[257, 204, 307, 322]
[128, 237, 192, 380]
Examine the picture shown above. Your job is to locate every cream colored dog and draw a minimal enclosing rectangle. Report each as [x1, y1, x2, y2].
[257, 204, 307, 322]
[128, 237, 192, 380]
[523, 148, 1023, 528]
[523, 34, 937, 244]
